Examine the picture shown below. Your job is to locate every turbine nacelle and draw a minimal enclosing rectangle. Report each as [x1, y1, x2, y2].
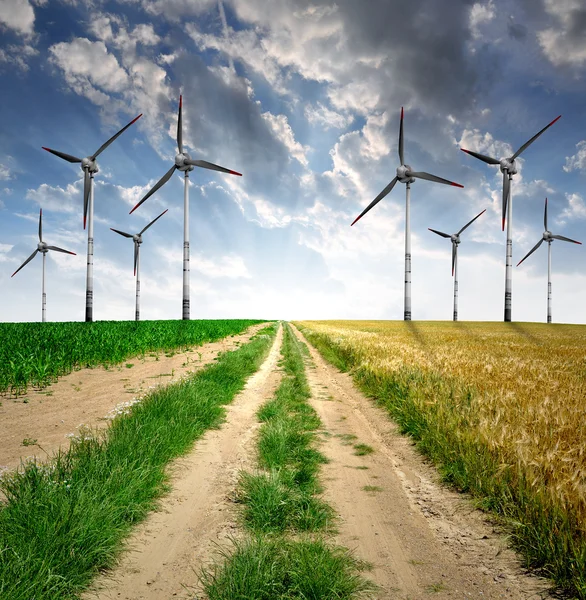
[543, 231, 553, 242]
[37, 242, 48, 253]
[81, 157, 99, 174]
[499, 157, 517, 175]
[396, 164, 415, 184]
[451, 234, 461, 244]
[175, 152, 194, 172]
[133, 234, 143, 244]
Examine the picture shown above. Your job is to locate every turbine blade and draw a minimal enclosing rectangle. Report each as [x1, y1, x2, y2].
[351, 177, 398, 226]
[428, 228, 451, 238]
[130, 165, 177, 214]
[408, 171, 464, 188]
[38, 208, 43, 242]
[551, 234, 582, 245]
[11, 249, 38, 277]
[140, 208, 169, 235]
[42, 147, 82, 163]
[544, 197, 548, 231]
[452, 242, 456, 276]
[457, 208, 486, 235]
[46, 246, 76, 255]
[502, 171, 510, 231]
[511, 115, 561, 160]
[516, 238, 544, 266]
[83, 169, 90, 230]
[460, 148, 500, 165]
[177, 95, 183, 154]
[398, 106, 404, 165]
[91, 113, 143, 160]
[110, 227, 133, 238]
[134, 241, 138, 276]
[185, 159, 242, 176]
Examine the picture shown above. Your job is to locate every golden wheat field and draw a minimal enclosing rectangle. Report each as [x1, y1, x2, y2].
[298, 320, 586, 526]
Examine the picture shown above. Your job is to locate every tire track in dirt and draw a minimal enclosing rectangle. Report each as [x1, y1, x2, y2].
[0, 322, 269, 475]
[84, 323, 284, 600]
[291, 324, 554, 600]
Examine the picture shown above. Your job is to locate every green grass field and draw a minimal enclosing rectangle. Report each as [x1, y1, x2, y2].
[0, 319, 264, 396]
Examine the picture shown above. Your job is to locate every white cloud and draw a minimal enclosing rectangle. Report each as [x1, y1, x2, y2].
[537, 0, 586, 68]
[0, 42, 38, 71]
[458, 128, 513, 160]
[49, 38, 129, 94]
[186, 24, 290, 96]
[0, 163, 11, 180]
[191, 253, 252, 279]
[304, 102, 353, 130]
[25, 181, 81, 214]
[563, 140, 586, 173]
[556, 192, 586, 225]
[261, 111, 309, 167]
[468, 0, 496, 40]
[0, 0, 35, 35]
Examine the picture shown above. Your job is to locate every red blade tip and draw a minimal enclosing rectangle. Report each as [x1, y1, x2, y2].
[549, 115, 562, 127]
[130, 114, 143, 125]
[179, 95, 182, 107]
[84, 216, 87, 229]
[42, 147, 51, 152]
[451, 182, 464, 188]
[401, 106, 404, 119]
[351, 216, 361, 226]
[229, 169, 242, 176]
[502, 218, 505, 231]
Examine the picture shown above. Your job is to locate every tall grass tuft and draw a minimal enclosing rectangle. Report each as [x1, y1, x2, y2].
[201, 536, 376, 600]
[0, 324, 277, 600]
[200, 324, 376, 599]
[296, 320, 586, 599]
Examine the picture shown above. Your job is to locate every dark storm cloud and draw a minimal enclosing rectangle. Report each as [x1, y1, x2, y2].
[508, 18, 528, 40]
[319, 0, 481, 116]
[172, 51, 310, 208]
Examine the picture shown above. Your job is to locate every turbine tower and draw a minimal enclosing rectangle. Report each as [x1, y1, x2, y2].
[11, 209, 76, 322]
[42, 113, 142, 322]
[110, 209, 168, 321]
[130, 95, 242, 320]
[517, 198, 581, 323]
[428, 209, 486, 321]
[351, 107, 464, 320]
[461, 114, 561, 322]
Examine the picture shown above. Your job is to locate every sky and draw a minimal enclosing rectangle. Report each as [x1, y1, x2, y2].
[0, 0, 586, 323]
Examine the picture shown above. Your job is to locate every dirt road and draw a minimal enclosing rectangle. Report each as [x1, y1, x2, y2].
[84, 323, 284, 600]
[291, 324, 554, 599]
[0, 322, 269, 474]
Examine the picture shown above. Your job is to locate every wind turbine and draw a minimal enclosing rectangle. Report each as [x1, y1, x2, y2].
[461, 114, 561, 322]
[351, 107, 464, 320]
[428, 209, 486, 321]
[130, 95, 241, 320]
[517, 198, 581, 323]
[110, 209, 168, 321]
[11, 209, 76, 322]
[42, 113, 142, 322]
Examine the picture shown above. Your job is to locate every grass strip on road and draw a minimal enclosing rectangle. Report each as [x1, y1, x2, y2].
[296, 322, 586, 600]
[0, 319, 266, 396]
[0, 324, 277, 600]
[200, 324, 376, 599]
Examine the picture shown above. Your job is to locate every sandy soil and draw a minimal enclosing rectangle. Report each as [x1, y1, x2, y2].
[0, 322, 269, 475]
[291, 324, 555, 599]
[84, 323, 284, 600]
